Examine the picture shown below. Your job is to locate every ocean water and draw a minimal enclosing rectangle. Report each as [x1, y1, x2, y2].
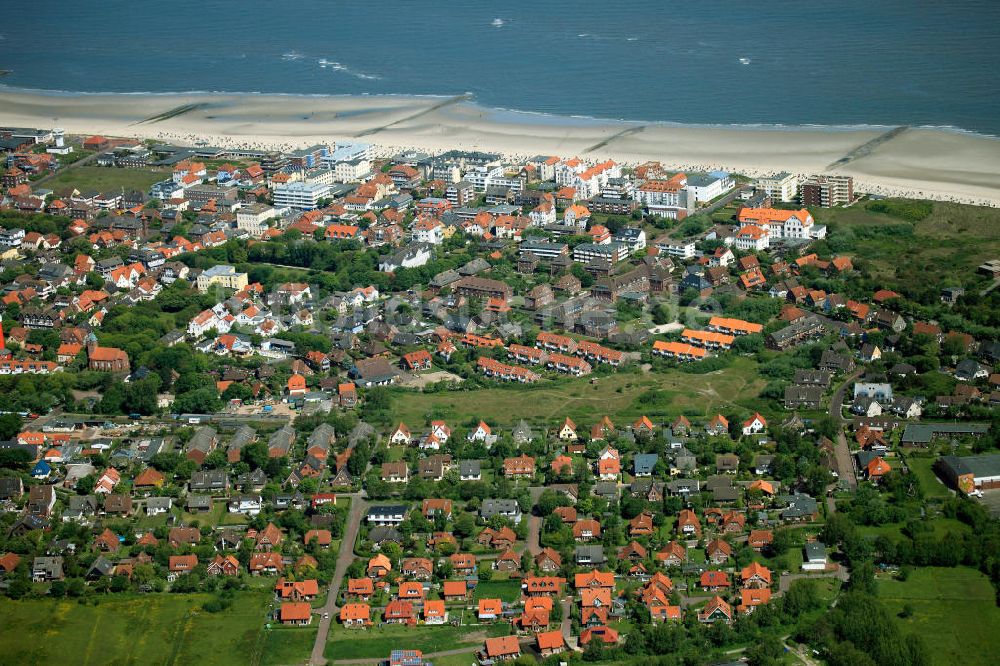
[2, 0, 999, 136]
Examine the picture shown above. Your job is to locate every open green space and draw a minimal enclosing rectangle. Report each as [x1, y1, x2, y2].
[876, 566, 1000, 666]
[811, 201, 1000, 289]
[388, 357, 765, 428]
[44, 165, 167, 194]
[325, 623, 509, 661]
[0, 591, 273, 665]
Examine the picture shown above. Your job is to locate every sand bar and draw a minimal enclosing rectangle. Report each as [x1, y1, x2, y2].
[2, 89, 998, 206]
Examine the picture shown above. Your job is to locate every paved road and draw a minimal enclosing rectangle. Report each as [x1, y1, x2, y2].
[330, 645, 479, 665]
[560, 598, 578, 651]
[828, 369, 863, 490]
[310, 494, 368, 666]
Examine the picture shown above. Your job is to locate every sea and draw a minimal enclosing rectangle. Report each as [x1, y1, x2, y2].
[2, 0, 1000, 136]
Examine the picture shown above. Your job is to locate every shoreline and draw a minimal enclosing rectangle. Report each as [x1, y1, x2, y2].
[5, 85, 999, 138]
[2, 87, 999, 206]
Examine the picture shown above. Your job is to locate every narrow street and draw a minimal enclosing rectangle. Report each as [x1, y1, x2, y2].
[526, 515, 541, 556]
[310, 494, 368, 666]
[828, 369, 863, 490]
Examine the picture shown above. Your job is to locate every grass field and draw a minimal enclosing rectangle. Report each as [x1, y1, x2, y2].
[325, 623, 509, 661]
[0, 591, 275, 665]
[260, 627, 317, 666]
[877, 566, 1000, 666]
[388, 357, 765, 428]
[812, 201, 1000, 289]
[44, 165, 167, 195]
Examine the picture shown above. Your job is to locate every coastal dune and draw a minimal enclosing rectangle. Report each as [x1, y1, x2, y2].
[2, 89, 998, 205]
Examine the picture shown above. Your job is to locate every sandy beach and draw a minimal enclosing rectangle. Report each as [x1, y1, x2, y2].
[2, 89, 999, 205]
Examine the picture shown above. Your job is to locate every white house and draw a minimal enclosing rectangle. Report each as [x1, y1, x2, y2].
[741, 413, 767, 436]
[529, 201, 557, 226]
[561, 204, 591, 230]
[412, 218, 444, 245]
[229, 495, 263, 516]
[735, 225, 769, 252]
[146, 497, 173, 516]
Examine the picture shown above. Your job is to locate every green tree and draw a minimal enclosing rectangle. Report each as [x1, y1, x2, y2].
[0, 413, 23, 440]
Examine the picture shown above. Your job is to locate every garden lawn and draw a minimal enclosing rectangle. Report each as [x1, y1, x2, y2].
[877, 566, 1000, 666]
[906, 457, 952, 500]
[387, 357, 765, 428]
[472, 579, 521, 602]
[0, 591, 272, 666]
[325, 623, 508, 661]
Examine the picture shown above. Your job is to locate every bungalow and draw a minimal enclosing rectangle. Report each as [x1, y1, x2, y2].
[442, 580, 469, 602]
[367, 553, 392, 578]
[347, 578, 375, 600]
[478, 598, 503, 622]
[706, 539, 733, 564]
[397, 581, 425, 601]
[424, 599, 448, 625]
[381, 462, 409, 483]
[676, 509, 701, 537]
[698, 596, 733, 624]
[279, 602, 312, 626]
[580, 626, 619, 647]
[700, 570, 731, 591]
[275, 578, 319, 601]
[573, 519, 602, 541]
[741, 562, 772, 589]
[738, 587, 773, 614]
[748, 530, 773, 551]
[169, 554, 198, 575]
[421, 498, 452, 519]
[503, 454, 535, 479]
[482, 636, 520, 662]
[389, 423, 411, 445]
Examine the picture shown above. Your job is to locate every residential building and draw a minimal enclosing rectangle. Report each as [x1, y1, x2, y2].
[800, 175, 853, 207]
